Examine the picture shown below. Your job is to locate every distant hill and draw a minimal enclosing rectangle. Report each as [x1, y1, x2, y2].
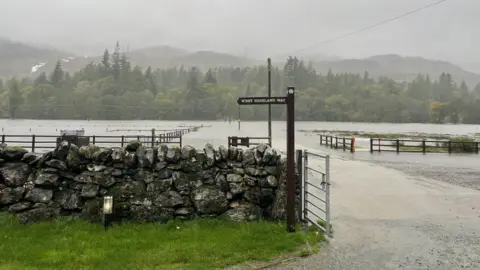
[2, 38, 480, 88]
[29, 46, 259, 75]
[0, 37, 73, 77]
[311, 54, 480, 87]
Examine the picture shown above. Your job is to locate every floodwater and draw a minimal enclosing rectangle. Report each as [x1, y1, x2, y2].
[1, 119, 479, 189]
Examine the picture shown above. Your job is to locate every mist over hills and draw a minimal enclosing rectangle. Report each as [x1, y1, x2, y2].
[1, 38, 480, 88]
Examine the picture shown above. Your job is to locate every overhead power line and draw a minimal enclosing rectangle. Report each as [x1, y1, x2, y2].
[277, 0, 451, 57]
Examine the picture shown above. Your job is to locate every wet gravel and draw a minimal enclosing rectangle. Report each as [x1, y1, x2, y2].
[271, 146, 480, 270]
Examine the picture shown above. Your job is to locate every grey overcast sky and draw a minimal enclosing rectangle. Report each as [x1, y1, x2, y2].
[0, 0, 477, 62]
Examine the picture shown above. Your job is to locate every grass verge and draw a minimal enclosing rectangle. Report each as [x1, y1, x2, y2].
[0, 213, 324, 270]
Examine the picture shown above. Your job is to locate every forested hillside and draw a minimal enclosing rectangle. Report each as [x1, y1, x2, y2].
[1, 43, 480, 123]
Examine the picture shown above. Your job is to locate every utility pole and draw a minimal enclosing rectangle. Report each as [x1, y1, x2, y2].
[267, 58, 272, 147]
[238, 105, 241, 130]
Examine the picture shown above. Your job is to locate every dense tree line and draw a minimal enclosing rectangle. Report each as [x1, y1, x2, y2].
[1, 42, 480, 123]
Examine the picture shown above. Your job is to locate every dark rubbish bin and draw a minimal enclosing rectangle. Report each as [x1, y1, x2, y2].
[56, 129, 90, 147]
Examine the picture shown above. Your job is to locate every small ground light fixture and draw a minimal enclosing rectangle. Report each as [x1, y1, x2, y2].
[103, 196, 113, 230]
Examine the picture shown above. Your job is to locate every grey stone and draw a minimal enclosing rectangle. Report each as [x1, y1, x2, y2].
[46, 159, 68, 171]
[21, 153, 42, 165]
[218, 145, 228, 161]
[243, 149, 255, 166]
[34, 172, 59, 186]
[245, 166, 268, 176]
[66, 144, 81, 170]
[54, 190, 82, 210]
[111, 148, 125, 163]
[25, 188, 53, 203]
[81, 184, 99, 198]
[226, 174, 243, 183]
[53, 141, 70, 161]
[8, 201, 31, 212]
[0, 187, 25, 204]
[244, 175, 257, 186]
[146, 179, 172, 196]
[79, 144, 101, 160]
[204, 143, 216, 167]
[126, 140, 142, 152]
[215, 174, 229, 192]
[191, 187, 228, 214]
[124, 151, 137, 168]
[0, 163, 30, 187]
[259, 175, 278, 188]
[222, 202, 262, 222]
[229, 182, 246, 195]
[181, 145, 196, 160]
[165, 146, 181, 163]
[153, 190, 184, 208]
[87, 164, 107, 172]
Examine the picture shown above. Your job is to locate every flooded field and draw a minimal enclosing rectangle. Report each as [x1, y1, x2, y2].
[1, 119, 479, 189]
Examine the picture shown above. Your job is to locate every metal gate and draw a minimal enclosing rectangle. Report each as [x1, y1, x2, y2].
[297, 150, 332, 236]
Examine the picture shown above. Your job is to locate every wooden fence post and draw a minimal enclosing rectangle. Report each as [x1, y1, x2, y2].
[342, 137, 346, 151]
[92, 135, 96, 145]
[396, 139, 400, 153]
[422, 140, 426, 154]
[151, 128, 155, 148]
[320, 135, 323, 145]
[370, 138, 373, 153]
[351, 137, 355, 153]
[31, 134, 35, 152]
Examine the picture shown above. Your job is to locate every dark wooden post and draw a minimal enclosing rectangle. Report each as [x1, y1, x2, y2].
[92, 135, 96, 145]
[422, 140, 426, 154]
[151, 128, 155, 148]
[286, 86, 296, 232]
[370, 138, 373, 153]
[396, 139, 400, 153]
[342, 137, 346, 151]
[121, 135, 125, 147]
[320, 135, 323, 145]
[31, 134, 35, 152]
[335, 137, 338, 149]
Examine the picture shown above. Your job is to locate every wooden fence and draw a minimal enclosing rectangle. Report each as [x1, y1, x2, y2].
[227, 136, 270, 148]
[0, 128, 196, 153]
[319, 134, 355, 153]
[370, 138, 480, 154]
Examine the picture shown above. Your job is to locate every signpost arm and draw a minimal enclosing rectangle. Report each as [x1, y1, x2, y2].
[286, 86, 296, 232]
[267, 58, 272, 147]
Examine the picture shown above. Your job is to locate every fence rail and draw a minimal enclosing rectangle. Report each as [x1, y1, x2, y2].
[319, 134, 355, 153]
[370, 138, 480, 154]
[0, 128, 196, 152]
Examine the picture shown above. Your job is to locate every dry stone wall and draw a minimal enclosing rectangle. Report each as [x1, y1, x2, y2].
[0, 141, 287, 224]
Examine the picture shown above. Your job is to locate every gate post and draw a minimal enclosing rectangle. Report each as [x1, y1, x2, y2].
[303, 150, 309, 224]
[325, 155, 331, 237]
[296, 149, 304, 222]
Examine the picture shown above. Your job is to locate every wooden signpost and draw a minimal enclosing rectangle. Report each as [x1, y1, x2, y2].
[237, 86, 296, 232]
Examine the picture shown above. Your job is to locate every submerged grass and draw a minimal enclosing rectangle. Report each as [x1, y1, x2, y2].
[0, 213, 324, 270]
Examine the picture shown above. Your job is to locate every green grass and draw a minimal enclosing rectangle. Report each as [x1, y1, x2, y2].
[0, 213, 324, 270]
